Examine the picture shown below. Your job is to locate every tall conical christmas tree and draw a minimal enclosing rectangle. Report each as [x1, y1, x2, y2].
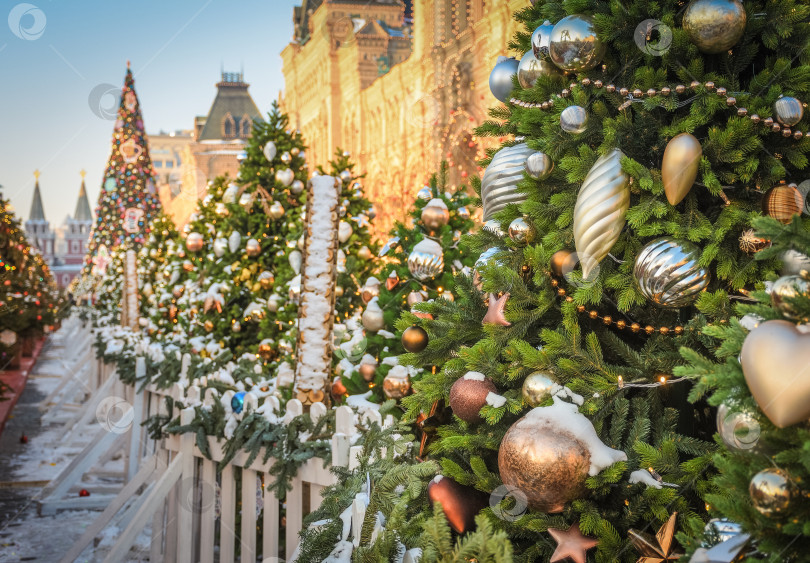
[84, 63, 160, 273]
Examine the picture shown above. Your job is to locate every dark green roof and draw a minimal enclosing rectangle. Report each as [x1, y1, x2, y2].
[197, 73, 261, 142]
[74, 179, 93, 222]
[29, 180, 45, 221]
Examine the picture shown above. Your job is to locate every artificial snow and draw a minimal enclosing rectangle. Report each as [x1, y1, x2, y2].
[463, 371, 486, 381]
[520, 397, 627, 476]
[486, 392, 507, 408]
[629, 469, 663, 489]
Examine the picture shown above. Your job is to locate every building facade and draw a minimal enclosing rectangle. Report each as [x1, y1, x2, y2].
[281, 0, 530, 235]
[25, 171, 93, 288]
[159, 72, 262, 226]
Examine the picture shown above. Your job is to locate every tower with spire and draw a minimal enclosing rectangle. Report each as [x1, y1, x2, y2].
[24, 170, 55, 265]
[63, 170, 93, 264]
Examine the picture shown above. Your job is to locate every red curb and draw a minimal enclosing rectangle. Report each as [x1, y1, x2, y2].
[0, 337, 46, 439]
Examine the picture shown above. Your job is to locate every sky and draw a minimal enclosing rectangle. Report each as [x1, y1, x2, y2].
[0, 0, 300, 224]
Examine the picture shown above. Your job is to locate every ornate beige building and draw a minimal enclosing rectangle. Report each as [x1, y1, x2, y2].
[159, 72, 262, 226]
[281, 0, 530, 235]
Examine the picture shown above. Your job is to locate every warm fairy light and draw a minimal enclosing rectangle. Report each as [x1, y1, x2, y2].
[659, 375, 667, 384]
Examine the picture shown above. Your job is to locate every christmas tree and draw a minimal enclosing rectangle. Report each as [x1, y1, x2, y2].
[334, 163, 476, 407]
[387, 1, 810, 560]
[680, 217, 810, 561]
[84, 63, 161, 272]
[0, 189, 63, 362]
[137, 211, 182, 337]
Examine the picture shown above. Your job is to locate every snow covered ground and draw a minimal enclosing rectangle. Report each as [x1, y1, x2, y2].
[0, 326, 151, 562]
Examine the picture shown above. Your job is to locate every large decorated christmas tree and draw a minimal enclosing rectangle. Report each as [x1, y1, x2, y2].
[84, 63, 160, 273]
[386, 0, 810, 561]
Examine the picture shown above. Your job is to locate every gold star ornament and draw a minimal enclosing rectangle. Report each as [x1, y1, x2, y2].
[628, 512, 683, 563]
[548, 523, 599, 563]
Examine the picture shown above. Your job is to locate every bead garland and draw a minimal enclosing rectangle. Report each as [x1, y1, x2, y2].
[511, 78, 808, 140]
[550, 277, 691, 336]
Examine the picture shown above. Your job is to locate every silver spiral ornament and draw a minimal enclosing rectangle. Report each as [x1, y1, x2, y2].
[407, 238, 444, 281]
[572, 149, 630, 279]
[633, 237, 710, 308]
[481, 143, 535, 221]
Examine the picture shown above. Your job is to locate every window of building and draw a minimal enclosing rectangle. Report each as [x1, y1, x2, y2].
[166, 161, 174, 168]
[154, 161, 163, 168]
[240, 114, 252, 138]
[222, 112, 236, 138]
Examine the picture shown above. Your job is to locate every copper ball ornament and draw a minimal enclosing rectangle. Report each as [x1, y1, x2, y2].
[421, 198, 450, 234]
[683, 0, 747, 54]
[401, 326, 429, 353]
[770, 275, 810, 320]
[245, 238, 261, 257]
[427, 476, 488, 534]
[358, 362, 377, 382]
[258, 271, 275, 289]
[449, 373, 496, 423]
[498, 416, 589, 512]
[330, 377, 347, 400]
[186, 232, 204, 252]
[762, 183, 804, 224]
[749, 468, 792, 516]
[550, 249, 577, 278]
[382, 368, 411, 399]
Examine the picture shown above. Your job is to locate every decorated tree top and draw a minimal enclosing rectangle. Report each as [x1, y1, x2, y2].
[85, 63, 160, 270]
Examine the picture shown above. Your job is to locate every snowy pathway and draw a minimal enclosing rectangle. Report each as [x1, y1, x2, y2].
[0, 324, 151, 562]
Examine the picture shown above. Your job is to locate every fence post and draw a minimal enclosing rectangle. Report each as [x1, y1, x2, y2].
[176, 408, 194, 563]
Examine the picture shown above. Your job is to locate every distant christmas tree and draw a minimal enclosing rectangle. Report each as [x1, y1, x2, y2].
[84, 63, 160, 273]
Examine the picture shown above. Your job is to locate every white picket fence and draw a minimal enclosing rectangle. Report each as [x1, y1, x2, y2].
[43, 316, 386, 562]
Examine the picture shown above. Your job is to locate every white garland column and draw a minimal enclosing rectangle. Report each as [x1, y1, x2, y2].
[123, 249, 139, 330]
[293, 175, 340, 404]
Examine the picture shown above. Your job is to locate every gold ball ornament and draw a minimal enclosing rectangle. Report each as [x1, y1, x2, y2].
[774, 96, 804, 127]
[498, 415, 588, 512]
[186, 232, 204, 252]
[407, 290, 426, 307]
[182, 260, 194, 272]
[330, 377, 347, 400]
[421, 198, 450, 234]
[517, 50, 559, 89]
[741, 320, 810, 428]
[357, 245, 373, 261]
[762, 183, 804, 224]
[258, 271, 275, 289]
[401, 326, 429, 353]
[770, 275, 810, 320]
[549, 15, 606, 72]
[522, 371, 558, 407]
[269, 201, 285, 220]
[232, 321, 241, 332]
[245, 238, 261, 257]
[204, 320, 214, 332]
[662, 133, 702, 206]
[749, 468, 792, 516]
[683, 0, 747, 54]
[508, 217, 534, 245]
[335, 285, 344, 297]
[449, 373, 496, 423]
[172, 285, 184, 298]
[258, 340, 275, 361]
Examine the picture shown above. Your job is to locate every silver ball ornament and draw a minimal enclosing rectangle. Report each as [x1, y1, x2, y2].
[781, 250, 810, 276]
[549, 15, 606, 72]
[508, 217, 534, 245]
[290, 179, 304, 195]
[531, 20, 554, 59]
[263, 141, 277, 161]
[774, 96, 804, 127]
[416, 186, 433, 201]
[633, 237, 710, 308]
[770, 275, 810, 320]
[560, 106, 588, 134]
[339, 170, 352, 183]
[407, 239, 444, 281]
[489, 56, 519, 102]
[525, 152, 554, 180]
[281, 151, 292, 164]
